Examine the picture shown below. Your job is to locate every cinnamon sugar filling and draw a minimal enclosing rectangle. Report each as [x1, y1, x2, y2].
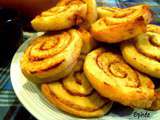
[61, 82, 94, 97]
[134, 36, 160, 61]
[23, 31, 78, 74]
[96, 51, 140, 88]
[28, 33, 71, 61]
[30, 59, 65, 74]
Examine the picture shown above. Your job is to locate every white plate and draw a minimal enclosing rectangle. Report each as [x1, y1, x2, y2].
[10, 36, 160, 120]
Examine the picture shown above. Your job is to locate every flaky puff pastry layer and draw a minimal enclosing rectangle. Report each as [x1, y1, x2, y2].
[20, 29, 82, 84]
[84, 48, 155, 109]
[31, 0, 97, 31]
[97, 5, 152, 23]
[41, 74, 112, 117]
[31, 1, 87, 31]
[121, 24, 160, 78]
[91, 5, 152, 43]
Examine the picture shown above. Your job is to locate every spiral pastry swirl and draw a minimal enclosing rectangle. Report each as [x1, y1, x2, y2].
[84, 48, 155, 108]
[97, 5, 152, 23]
[31, 1, 87, 31]
[121, 24, 160, 78]
[41, 55, 112, 117]
[20, 29, 82, 84]
[91, 5, 152, 43]
[31, 0, 97, 31]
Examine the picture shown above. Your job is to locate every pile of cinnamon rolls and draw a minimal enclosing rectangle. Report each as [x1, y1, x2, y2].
[20, 0, 160, 118]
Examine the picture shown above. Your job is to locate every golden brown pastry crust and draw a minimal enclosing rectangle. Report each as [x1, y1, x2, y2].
[31, 1, 87, 31]
[41, 83, 112, 117]
[97, 5, 152, 23]
[121, 24, 160, 78]
[84, 48, 155, 109]
[20, 29, 82, 84]
[41, 40, 112, 117]
[57, 0, 97, 24]
[78, 27, 97, 54]
[83, 0, 97, 24]
[40, 31, 113, 117]
[91, 5, 152, 43]
[31, 0, 97, 31]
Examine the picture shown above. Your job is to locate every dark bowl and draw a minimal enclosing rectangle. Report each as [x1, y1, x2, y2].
[0, 8, 23, 65]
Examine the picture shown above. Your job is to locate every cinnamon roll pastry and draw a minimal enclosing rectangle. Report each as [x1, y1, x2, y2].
[97, 5, 152, 23]
[84, 48, 155, 109]
[121, 24, 160, 78]
[20, 29, 82, 84]
[41, 58, 113, 117]
[57, 0, 97, 24]
[91, 5, 152, 43]
[31, 1, 87, 31]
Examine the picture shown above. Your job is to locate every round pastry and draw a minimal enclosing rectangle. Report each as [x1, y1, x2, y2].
[41, 56, 113, 118]
[91, 4, 152, 43]
[97, 5, 152, 23]
[84, 48, 155, 109]
[20, 29, 82, 84]
[121, 24, 160, 78]
[31, 1, 87, 31]
[57, 0, 97, 24]
[31, 0, 97, 31]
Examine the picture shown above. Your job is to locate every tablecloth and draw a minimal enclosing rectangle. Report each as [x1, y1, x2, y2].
[0, 32, 37, 120]
[0, 0, 159, 120]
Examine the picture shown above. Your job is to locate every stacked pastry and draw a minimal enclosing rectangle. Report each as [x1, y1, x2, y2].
[20, 0, 160, 118]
